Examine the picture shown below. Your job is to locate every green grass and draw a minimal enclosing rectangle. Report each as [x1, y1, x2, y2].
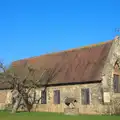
[0, 111, 120, 120]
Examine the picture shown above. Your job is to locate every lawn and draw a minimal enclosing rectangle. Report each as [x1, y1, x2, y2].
[0, 111, 120, 120]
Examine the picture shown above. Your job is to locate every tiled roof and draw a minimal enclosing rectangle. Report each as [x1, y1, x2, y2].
[11, 40, 113, 85]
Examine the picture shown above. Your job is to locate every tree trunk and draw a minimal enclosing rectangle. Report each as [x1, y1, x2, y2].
[11, 97, 22, 113]
[23, 98, 32, 112]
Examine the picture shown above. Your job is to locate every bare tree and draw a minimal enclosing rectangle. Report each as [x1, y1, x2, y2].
[0, 57, 64, 113]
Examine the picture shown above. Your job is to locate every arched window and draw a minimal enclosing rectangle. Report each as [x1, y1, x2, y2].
[113, 60, 120, 93]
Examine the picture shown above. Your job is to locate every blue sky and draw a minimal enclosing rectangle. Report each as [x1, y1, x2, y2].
[0, 0, 120, 65]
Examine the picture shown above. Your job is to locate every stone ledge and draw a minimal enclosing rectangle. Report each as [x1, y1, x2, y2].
[64, 108, 79, 115]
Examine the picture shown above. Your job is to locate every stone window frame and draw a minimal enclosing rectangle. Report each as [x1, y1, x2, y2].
[81, 88, 90, 105]
[53, 90, 60, 104]
[113, 74, 120, 93]
[113, 59, 120, 93]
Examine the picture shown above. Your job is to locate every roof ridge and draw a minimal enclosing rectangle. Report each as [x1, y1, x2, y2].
[40, 39, 113, 56]
[12, 39, 113, 63]
[62, 39, 113, 52]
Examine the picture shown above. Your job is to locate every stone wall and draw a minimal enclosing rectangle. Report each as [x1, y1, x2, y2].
[32, 82, 106, 114]
[0, 83, 113, 114]
[0, 90, 12, 110]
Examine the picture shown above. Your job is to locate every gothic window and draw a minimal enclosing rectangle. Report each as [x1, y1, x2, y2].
[113, 61, 120, 93]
